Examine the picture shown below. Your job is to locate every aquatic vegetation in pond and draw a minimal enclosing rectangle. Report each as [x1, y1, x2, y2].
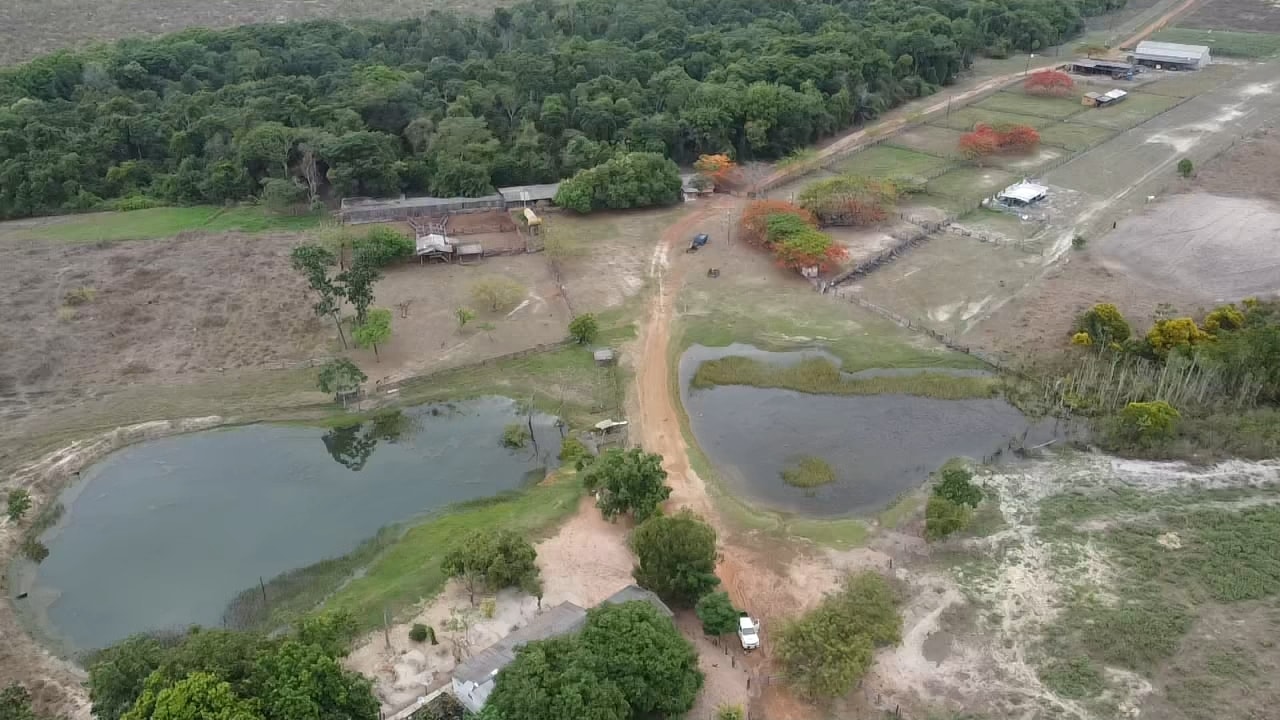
[692, 356, 996, 399]
[781, 457, 837, 489]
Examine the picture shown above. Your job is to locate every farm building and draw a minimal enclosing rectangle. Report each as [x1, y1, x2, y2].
[450, 586, 672, 713]
[1130, 41, 1211, 70]
[996, 180, 1049, 207]
[1067, 58, 1136, 78]
[497, 183, 560, 208]
[1082, 88, 1129, 107]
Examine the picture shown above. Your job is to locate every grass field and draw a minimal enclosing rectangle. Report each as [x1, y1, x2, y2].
[321, 476, 582, 630]
[1037, 121, 1118, 151]
[935, 106, 1057, 132]
[1152, 27, 1280, 58]
[13, 206, 324, 242]
[1072, 91, 1182, 130]
[887, 126, 968, 159]
[975, 91, 1090, 120]
[691, 356, 996, 399]
[927, 167, 1017, 203]
[830, 144, 954, 180]
[958, 207, 1043, 241]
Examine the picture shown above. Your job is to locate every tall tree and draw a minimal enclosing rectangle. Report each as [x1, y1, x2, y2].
[581, 448, 671, 522]
[630, 509, 719, 607]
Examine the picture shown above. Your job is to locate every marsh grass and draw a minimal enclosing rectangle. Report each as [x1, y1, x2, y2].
[691, 356, 995, 399]
[781, 456, 836, 489]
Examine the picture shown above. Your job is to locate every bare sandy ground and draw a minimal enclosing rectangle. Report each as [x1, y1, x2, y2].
[1092, 193, 1280, 301]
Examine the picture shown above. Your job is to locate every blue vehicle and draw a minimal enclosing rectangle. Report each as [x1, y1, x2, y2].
[687, 233, 710, 252]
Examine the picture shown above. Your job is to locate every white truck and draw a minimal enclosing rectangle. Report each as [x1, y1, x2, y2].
[737, 613, 760, 651]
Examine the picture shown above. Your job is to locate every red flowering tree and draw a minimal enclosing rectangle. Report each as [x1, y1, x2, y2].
[739, 200, 818, 247]
[1024, 70, 1075, 97]
[958, 123, 1039, 162]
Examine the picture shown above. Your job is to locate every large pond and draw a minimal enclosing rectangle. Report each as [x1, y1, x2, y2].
[11, 397, 561, 653]
[680, 344, 1063, 517]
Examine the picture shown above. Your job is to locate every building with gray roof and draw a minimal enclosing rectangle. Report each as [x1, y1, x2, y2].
[1131, 40, 1210, 70]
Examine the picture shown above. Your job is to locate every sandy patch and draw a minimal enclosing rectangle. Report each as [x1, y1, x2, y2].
[1091, 193, 1280, 300]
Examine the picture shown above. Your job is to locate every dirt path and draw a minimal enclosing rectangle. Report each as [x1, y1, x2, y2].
[1117, 0, 1202, 49]
[752, 73, 1032, 195]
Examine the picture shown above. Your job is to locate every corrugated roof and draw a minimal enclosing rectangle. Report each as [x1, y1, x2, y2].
[1134, 40, 1210, 60]
[452, 602, 587, 684]
[600, 585, 674, 616]
[497, 183, 561, 203]
[998, 181, 1049, 204]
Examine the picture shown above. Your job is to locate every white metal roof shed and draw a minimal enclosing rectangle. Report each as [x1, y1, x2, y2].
[1133, 40, 1211, 67]
[997, 181, 1049, 205]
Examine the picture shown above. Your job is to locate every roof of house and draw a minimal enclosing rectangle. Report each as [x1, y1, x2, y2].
[600, 584, 674, 616]
[1103, 89, 1128, 100]
[998, 181, 1049, 203]
[1133, 40, 1210, 61]
[497, 183, 561, 203]
[452, 602, 588, 685]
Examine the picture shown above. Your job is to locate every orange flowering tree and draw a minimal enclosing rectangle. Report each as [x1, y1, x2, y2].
[958, 123, 1039, 161]
[1024, 70, 1074, 97]
[693, 153, 738, 188]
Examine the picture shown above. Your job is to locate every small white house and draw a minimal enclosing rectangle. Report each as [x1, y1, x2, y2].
[996, 180, 1049, 207]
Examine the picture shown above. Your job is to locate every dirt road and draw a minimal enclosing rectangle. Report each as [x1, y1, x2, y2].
[1117, 0, 1202, 49]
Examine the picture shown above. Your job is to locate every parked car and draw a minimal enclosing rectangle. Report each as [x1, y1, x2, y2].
[738, 613, 760, 651]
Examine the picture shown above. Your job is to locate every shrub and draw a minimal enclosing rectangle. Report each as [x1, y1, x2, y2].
[1118, 401, 1180, 442]
[558, 436, 590, 465]
[409, 624, 429, 642]
[455, 307, 475, 329]
[1071, 234, 1086, 249]
[568, 313, 599, 344]
[21, 537, 49, 563]
[934, 466, 982, 508]
[695, 592, 740, 636]
[1146, 317, 1211, 356]
[353, 226, 414, 268]
[1038, 656, 1105, 698]
[471, 277, 526, 312]
[739, 200, 818, 247]
[1203, 304, 1245, 333]
[924, 496, 972, 540]
[502, 423, 531, 448]
[113, 195, 166, 212]
[776, 572, 901, 699]
[63, 287, 96, 306]
[1071, 331, 1093, 346]
[6, 488, 32, 522]
[716, 705, 745, 720]
[260, 177, 308, 213]
[1075, 303, 1131, 346]
[797, 175, 900, 227]
[1177, 158, 1193, 178]
[481, 598, 496, 619]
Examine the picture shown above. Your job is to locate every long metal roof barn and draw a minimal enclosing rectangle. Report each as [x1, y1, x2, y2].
[1133, 40, 1211, 67]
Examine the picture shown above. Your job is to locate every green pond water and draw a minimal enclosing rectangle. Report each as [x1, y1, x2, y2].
[12, 397, 561, 652]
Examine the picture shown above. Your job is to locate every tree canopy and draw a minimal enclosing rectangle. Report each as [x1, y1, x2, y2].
[694, 591, 740, 636]
[775, 572, 902, 699]
[87, 612, 375, 720]
[441, 529, 541, 604]
[581, 448, 672, 522]
[630, 509, 720, 607]
[0, 0, 1120, 218]
[483, 601, 701, 720]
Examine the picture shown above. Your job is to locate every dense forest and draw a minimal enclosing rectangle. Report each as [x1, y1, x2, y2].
[0, 0, 1123, 218]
